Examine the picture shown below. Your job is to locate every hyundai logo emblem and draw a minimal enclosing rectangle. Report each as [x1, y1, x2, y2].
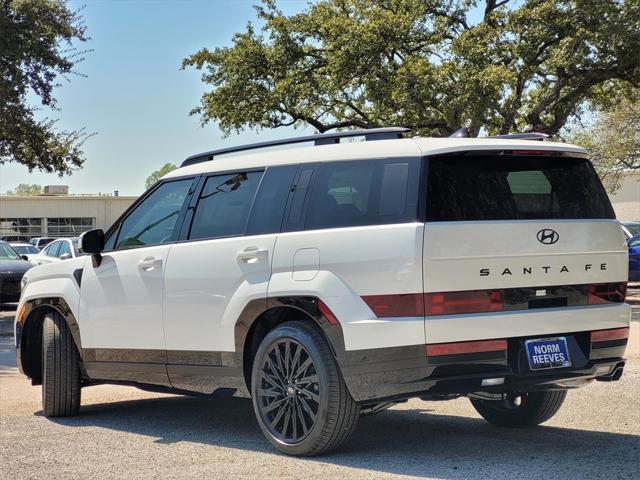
[537, 229, 559, 245]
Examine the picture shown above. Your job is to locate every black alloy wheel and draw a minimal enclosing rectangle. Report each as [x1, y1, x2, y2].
[256, 338, 319, 443]
[251, 321, 359, 456]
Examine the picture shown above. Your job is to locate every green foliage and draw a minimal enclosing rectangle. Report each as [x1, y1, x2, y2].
[567, 95, 640, 193]
[0, 0, 89, 174]
[145, 163, 177, 189]
[6, 183, 42, 195]
[184, 0, 640, 137]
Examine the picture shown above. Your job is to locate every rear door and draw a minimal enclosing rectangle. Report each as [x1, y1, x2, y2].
[423, 153, 628, 344]
[269, 157, 424, 352]
[162, 166, 296, 393]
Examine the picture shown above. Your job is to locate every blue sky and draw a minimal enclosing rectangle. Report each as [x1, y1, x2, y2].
[0, 0, 310, 196]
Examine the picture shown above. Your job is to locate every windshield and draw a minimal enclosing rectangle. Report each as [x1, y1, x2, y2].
[12, 245, 38, 254]
[0, 243, 21, 260]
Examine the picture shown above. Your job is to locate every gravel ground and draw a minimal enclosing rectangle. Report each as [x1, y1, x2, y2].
[1, 308, 639, 480]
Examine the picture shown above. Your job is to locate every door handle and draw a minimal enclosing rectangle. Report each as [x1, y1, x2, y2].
[138, 257, 162, 271]
[236, 247, 268, 263]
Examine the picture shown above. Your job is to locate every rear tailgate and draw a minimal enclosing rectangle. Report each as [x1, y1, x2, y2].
[422, 153, 629, 344]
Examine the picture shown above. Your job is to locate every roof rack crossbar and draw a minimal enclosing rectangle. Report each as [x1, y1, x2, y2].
[181, 127, 410, 167]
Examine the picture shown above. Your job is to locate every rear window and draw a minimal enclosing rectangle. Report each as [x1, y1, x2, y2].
[426, 155, 615, 221]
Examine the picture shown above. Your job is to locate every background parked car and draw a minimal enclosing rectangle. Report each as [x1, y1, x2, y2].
[30, 238, 83, 266]
[9, 243, 40, 263]
[0, 241, 32, 304]
[29, 237, 56, 250]
[628, 234, 640, 282]
[621, 221, 640, 240]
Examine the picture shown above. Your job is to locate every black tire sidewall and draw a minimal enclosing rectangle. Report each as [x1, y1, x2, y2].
[471, 390, 567, 428]
[251, 322, 333, 456]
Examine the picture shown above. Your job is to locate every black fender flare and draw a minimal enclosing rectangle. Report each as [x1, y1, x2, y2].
[16, 297, 84, 380]
[233, 296, 355, 395]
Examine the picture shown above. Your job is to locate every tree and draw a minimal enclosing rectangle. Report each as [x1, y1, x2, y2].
[568, 95, 640, 193]
[145, 163, 177, 189]
[6, 183, 42, 195]
[184, 0, 640, 138]
[0, 0, 89, 175]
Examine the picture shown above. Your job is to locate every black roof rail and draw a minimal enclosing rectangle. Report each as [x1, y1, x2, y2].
[485, 132, 548, 141]
[181, 127, 410, 167]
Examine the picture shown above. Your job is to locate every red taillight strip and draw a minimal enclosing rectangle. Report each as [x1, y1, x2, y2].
[361, 294, 424, 317]
[425, 290, 503, 316]
[591, 327, 629, 343]
[318, 300, 339, 325]
[363, 282, 627, 318]
[588, 282, 627, 305]
[426, 339, 508, 357]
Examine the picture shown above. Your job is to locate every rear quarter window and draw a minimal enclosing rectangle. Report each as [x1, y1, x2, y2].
[303, 158, 420, 231]
[426, 155, 615, 221]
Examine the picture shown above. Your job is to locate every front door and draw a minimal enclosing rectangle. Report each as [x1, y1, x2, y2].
[79, 177, 195, 385]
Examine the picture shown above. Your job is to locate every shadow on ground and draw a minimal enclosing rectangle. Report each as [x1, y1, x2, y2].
[45, 393, 639, 479]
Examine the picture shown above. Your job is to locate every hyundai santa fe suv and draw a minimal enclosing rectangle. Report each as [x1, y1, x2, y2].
[15, 128, 630, 456]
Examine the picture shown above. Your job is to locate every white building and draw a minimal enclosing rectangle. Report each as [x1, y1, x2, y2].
[0, 189, 136, 241]
[608, 173, 640, 221]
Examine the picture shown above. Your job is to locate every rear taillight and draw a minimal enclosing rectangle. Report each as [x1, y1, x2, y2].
[426, 338, 508, 357]
[591, 327, 629, 343]
[361, 294, 424, 317]
[587, 282, 627, 305]
[425, 290, 503, 316]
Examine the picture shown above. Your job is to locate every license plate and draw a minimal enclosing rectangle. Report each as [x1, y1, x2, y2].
[525, 337, 571, 370]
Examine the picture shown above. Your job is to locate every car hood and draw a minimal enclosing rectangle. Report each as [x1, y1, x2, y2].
[0, 259, 33, 274]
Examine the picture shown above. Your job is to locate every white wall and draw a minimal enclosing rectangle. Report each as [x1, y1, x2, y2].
[608, 174, 640, 221]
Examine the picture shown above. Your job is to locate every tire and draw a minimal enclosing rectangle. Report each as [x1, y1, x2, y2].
[251, 321, 359, 456]
[470, 390, 567, 428]
[42, 311, 81, 417]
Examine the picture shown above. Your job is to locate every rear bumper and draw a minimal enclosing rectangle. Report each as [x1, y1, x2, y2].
[341, 329, 628, 403]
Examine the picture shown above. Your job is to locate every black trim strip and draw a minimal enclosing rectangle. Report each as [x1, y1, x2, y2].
[83, 348, 166, 364]
[427, 350, 508, 365]
[591, 338, 628, 350]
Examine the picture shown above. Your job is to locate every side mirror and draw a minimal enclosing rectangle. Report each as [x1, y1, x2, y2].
[59, 253, 72, 261]
[21, 255, 29, 261]
[79, 229, 105, 267]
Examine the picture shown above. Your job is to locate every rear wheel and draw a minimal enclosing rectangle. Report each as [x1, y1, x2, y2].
[42, 311, 81, 417]
[251, 321, 359, 456]
[470, 390, 567, 428]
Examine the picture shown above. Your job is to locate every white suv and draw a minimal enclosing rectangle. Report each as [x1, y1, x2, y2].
[15, 128, 630, 456]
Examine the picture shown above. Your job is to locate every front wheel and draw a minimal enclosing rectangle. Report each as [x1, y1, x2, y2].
[470, 390, 567, 428]
[42, 311, 81, 417]
[251, 321, 359, 456]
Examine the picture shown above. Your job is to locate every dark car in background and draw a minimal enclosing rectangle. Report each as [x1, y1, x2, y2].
[0, 241, 32, 304]
[621, 221, 640, 240]
[628, 234, 640, 282]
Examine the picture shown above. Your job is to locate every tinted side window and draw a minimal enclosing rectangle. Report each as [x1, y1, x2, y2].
[45, 241, 61, 257]
[188, 171, 262, 240]
[58, 241, 71, 257]
[103, 230, 117, 252]
[246, 165, 297, 236]
[115, 179, 193, 250]
[305, 159, 418, 230]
